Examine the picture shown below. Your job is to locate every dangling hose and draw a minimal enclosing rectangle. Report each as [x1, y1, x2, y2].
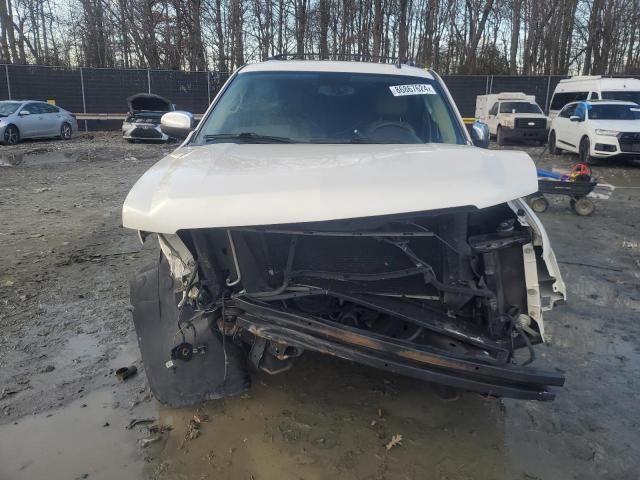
[508, 307, 536, 366]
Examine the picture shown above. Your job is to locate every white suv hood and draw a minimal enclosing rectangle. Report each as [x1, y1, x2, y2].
[123, 143, 537, 233]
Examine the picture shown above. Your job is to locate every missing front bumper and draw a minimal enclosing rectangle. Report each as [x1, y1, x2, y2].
[234, 297, 564, 401]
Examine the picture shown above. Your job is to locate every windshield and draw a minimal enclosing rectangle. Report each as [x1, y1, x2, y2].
[588, 103, 640, 120]
[197, 71, 466, 144]
[499, 102, 542, 114]
[0, 101, 21, 116]
[601, 91, 640, 104]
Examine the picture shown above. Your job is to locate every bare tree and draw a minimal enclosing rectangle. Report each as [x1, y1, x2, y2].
[2, 0, 638, 76]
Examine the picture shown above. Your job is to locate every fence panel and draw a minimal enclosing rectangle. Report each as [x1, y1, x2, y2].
[489, 76, 551, 110]
[441, 75, 489, 117]
[150, 70, 209, 113]
[0, 66, 8, 100]
[208, 72, 231, 105]
[82, 68, 148, 113]
[0, 66, 595, 121]
[7, 65, 83, 112]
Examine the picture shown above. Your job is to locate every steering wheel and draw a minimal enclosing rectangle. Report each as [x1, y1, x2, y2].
[366, 121, 421, 143]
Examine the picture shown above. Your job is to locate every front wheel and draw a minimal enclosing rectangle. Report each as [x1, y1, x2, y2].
[60, 122, 72, 140]
[579, 137, 596, 165]
[497, 126, 505, 146]
[3, 125, 19, 145]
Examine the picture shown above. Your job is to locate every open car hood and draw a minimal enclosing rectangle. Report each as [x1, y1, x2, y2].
[127, 93, 173, 113]
[123, 143, 538, 234]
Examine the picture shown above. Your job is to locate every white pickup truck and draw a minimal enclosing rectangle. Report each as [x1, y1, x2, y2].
[476, 92, 548, 145]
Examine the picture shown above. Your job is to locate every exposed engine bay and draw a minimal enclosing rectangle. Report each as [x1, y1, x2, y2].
[131, 201, 565, 406]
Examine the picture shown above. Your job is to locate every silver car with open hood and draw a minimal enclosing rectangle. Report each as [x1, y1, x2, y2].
[122, 93, 174, 142]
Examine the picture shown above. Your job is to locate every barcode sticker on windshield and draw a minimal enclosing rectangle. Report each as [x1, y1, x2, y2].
[389, 84, 437, 96]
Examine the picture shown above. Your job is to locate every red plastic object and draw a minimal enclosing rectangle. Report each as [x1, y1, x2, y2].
[570, 163, 591, 180]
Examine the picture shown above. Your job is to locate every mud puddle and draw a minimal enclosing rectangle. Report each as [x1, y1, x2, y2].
[0, 340, 164, 480]
[0, 388, 158, 480]
[148, 354, 528, 480]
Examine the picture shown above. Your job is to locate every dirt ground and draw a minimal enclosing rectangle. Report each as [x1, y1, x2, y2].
[1, 132, 639, 480]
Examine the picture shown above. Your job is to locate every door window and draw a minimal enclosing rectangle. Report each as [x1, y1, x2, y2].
[489, 103, 498, 115]
[559, 103, 577, 118]
[22, 103, 41, 114]
[41, 104, 59, 113]
[574, 103, 586, 120]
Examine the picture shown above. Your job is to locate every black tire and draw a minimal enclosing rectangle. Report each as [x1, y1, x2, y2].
[497, 126, 505, 146]
[528, 195, 549, 213]
[571, 197, 595, 216]
[579, 136, 596, 165]
[60, 122, 72, 140]
[548, 131, 561, 155]
[3, 125, 19, 145]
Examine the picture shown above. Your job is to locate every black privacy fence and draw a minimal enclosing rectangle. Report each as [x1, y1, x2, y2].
[1, 64, 573, 118]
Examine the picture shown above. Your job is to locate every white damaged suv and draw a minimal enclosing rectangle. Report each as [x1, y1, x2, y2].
[123, 60, 566, 406]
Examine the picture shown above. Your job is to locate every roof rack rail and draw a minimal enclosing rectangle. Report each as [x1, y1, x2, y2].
[266, 52, 423, 69]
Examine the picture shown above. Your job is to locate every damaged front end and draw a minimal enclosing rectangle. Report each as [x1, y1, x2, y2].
[131, 201, 565, 406]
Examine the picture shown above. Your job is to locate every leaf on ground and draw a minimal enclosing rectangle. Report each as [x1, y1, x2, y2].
[385, 434, 403, 450]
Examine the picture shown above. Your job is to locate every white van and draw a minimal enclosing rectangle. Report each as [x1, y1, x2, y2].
[548, 76, 640, 119]
[475, 92, 548, 145]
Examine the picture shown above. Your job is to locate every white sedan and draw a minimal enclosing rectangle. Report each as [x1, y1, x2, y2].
[548, 100, 640, 163]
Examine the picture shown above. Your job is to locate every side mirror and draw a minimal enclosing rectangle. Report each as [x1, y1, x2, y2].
[470, 121, 490, 149]
[18, 110, 30, 116]
[569, 115, 582, 122]
[161, 111, 195, 140]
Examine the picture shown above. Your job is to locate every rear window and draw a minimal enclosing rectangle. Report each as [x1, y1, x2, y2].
[550, 91, 589, 111]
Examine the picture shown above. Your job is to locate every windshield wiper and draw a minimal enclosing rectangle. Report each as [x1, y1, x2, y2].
[308, 137, 383, 144]
[203, 132, 297, 144]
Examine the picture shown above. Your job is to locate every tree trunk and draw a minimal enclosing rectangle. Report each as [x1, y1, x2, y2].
[319, 0, 329, 58]
[509, 0, 521, 74]
[295, 0, 307, 55]
[398, 0, 409, 59]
